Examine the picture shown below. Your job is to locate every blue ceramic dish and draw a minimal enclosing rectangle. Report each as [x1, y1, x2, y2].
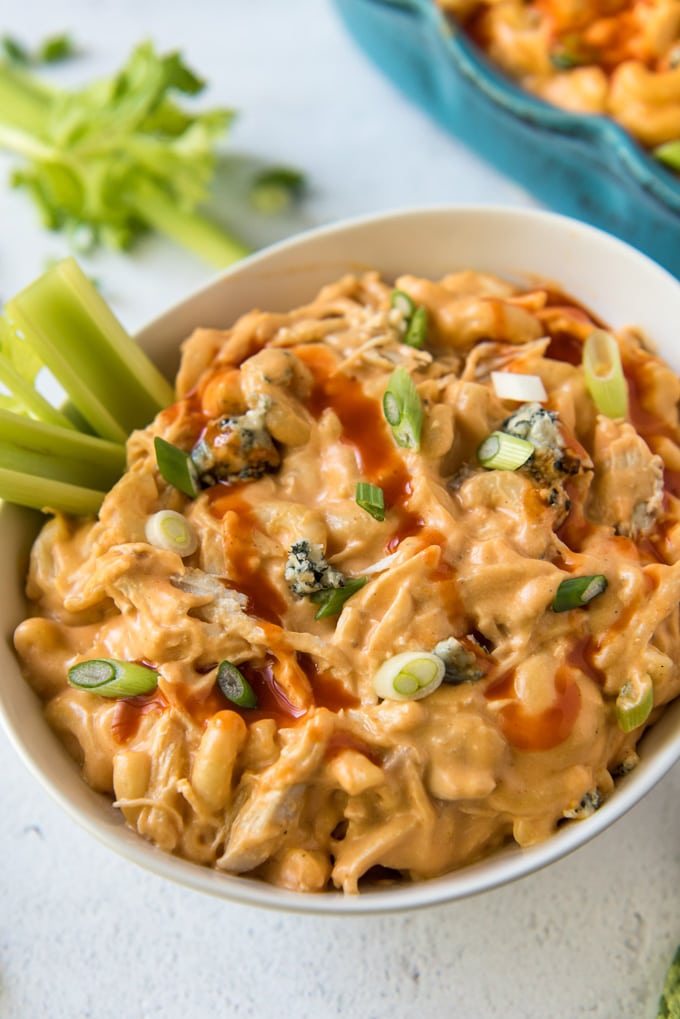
[334, 0, 680, 278]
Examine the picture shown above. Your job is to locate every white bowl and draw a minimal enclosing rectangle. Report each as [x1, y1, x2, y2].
[2, 205, 680, 914]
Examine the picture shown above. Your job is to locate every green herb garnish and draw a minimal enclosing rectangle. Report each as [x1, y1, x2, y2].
[356, 481, 385, 521]
[390, 289, 416, 318]
[404, 305, 428, 349]
[552, 575, 608, 612]
[153, 437, 200, 498]
[249, 166, 306, 215]
[616, 675, 653, 733]
[68, 658, 159, 697]
[477, 431, 534, 470]
[217, 661, 258, 708]
[382, 366, 423, 450]
[310, 577, 367, 619]
[390, 289, 428, 348]
[583, 329, 628, 419]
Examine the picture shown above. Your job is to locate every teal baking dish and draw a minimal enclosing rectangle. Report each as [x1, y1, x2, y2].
[333, 0, 680, 278]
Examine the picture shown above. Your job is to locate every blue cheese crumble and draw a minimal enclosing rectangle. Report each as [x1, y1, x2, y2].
[285, 540, 345, 597]
[502, 402, 587, 521]
[433, 637, 483, 684]
[502, 402, 563, 455]
[191, 401, 280, 485]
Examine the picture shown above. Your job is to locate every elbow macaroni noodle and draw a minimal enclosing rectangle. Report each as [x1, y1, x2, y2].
[437, 0, 680, 149]
[13, 269, 680, 894]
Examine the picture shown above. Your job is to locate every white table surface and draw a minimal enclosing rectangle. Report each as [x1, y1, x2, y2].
[0, 2, 678, 1017]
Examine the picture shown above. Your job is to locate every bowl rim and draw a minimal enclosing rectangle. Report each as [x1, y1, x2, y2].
[345, 0, 680, 213]
[3, 203, 680, 915]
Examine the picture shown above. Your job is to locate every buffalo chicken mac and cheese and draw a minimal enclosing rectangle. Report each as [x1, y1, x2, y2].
[437, 0, 680, 157]
[14, 269, 680, 893]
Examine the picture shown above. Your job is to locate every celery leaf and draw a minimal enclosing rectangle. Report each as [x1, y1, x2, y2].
[0, 41, 250, 266]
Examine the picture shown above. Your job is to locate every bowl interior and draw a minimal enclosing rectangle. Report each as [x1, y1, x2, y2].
[3, 206, 680, 914]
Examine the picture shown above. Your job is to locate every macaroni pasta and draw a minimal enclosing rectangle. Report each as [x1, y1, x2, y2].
[437, 0, 680, 149]
[14, 269, 680, 893]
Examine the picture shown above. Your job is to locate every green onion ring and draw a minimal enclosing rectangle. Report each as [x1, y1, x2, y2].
[68, 658, 159, 698]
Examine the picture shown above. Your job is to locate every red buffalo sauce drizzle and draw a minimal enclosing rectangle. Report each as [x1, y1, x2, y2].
[567, 636, 607, 687]
[206, 485, 286, 624]
[297, 652, 359, 711]
[539, 291, 604, 362]
[546, 331, 584, 366]
[297, 345, 424, 550]
[485, 666, 581, 751]
[168, 650, 361, 734]
[177, 657, 306, 728]
[111, 690, 168, 744]
[156, 389, 206, 444]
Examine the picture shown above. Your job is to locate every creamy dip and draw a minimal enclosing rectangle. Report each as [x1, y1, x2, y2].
[14, 269, 680, 893]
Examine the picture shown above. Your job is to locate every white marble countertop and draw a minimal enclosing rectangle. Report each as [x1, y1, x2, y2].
[0, 2, 678, 1017]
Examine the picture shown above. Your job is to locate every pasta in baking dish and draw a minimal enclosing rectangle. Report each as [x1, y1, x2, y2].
[13, 268, 680, 894]
[436, 0, 680, 152]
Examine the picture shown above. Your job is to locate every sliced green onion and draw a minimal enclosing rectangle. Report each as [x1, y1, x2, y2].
[154, 436, 199, 498]
[0, 35, 30, 64]
[404, 305, 428, 349]
[310, 576, 367, 619]
[249, 166, 306, 215]
[390, 289, 416, 318]
[68, 658, 159, 697]
[217, 660, 257, 708]
[390, 291, 427, 349]
[582, 329, 628, 419]
[654, 139, 680, 172]
[552, 574, 608, 612]
[37, 33, 78, 64]
[615, 674, 653, 733]
[477, 431, 534, 470]
[373, 651, 445, 702]
[145, 510, 197, 556]
[382, 366, 423, 450]
[549, 33, 592, 69]
[356, 481, 385, 521]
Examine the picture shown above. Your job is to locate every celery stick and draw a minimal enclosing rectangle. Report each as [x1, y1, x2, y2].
[0, 441, 117, 490]
[127, 178, 251, 268]
[0, 466, 104, 515]
[0, 351, 77, 429]
[0, 61, 52, 135]
[0, 409, 125, 476]
[658, 944, 680, 1018]
[6, 258, 175, 443]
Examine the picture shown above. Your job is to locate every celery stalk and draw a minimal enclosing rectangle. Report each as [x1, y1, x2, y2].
[0, 466, 105, 515]
[6, 258, 175, 443]
[0, 442, 113, 490]
[0, 44, 265, 266]
[0, 61, 52, 136]
[0, 409, 126, 477]
[0, 352, 76, 429]
[127, 178, 250, 268]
